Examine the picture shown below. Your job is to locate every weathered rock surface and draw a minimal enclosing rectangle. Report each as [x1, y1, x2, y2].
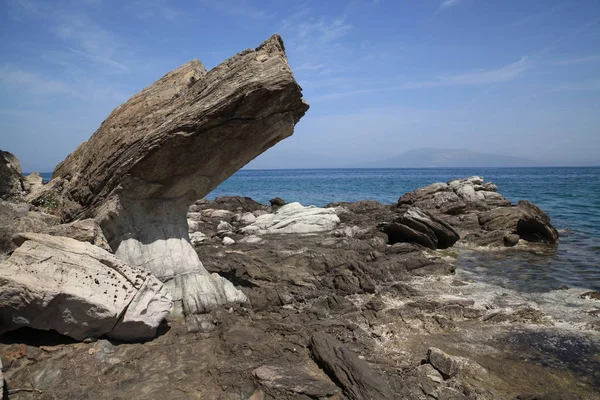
[34, 35, 308, 323]
[0, 233, 172, 341]
[242, 202, 340, 235]
[0, 150, 25, 199]
[397, 176, 558, 247]
[0, 200, 61, 258]
[310, 332, 394, 400]
[1, 185, 596, 399]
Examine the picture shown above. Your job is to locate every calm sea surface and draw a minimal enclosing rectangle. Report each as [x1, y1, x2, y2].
[40, 167, 600, 292]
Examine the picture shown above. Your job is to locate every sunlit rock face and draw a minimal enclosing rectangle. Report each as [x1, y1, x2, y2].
[42, 34, 309, 323]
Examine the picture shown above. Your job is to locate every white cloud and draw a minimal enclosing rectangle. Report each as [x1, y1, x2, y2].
[308, 57, 531, 102]
[404, 57, 530, 88]
[438, 0, 462, 11]
[67, 47, 128, 71]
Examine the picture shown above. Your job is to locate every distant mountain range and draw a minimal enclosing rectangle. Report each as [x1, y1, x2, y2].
[368, 148, 542, 168]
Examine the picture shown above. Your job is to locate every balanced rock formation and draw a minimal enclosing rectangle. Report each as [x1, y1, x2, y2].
[0, 150, 25, 199]
[397, 176, 558, 247]
[0, 233, 172, 341]
[36, 35, 308, 323]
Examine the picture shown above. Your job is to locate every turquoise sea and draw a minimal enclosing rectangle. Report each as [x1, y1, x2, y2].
[40, 167, 600, 292]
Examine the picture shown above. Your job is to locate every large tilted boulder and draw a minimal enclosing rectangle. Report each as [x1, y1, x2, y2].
[396, 176, 558, 247]
[0, 233, 173, 341]
[0, 150, 25, 199]
[35, 35, 308, 322]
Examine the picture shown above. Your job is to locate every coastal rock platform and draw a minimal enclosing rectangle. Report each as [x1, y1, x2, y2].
[3, 178, 597, 399]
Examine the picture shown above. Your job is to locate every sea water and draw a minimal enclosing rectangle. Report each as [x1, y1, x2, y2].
[39, 167, 600, 292]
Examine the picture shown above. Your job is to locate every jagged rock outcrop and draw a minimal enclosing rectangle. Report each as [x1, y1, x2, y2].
[310, 332, 394, 400]
[381, 207, 460, 249]
[397, 176, 558, 247]
[0, 150, 25, 199]
[33, 35, 308, 323]
[0, 233, 172, 341]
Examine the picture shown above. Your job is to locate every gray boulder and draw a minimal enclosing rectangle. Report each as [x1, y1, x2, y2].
[0, 233, 173, 341]
[32, 35, 308, 323]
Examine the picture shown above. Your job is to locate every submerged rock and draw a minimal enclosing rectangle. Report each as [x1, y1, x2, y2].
[33, 35, 308, 323]
[0, 233, 172, 341]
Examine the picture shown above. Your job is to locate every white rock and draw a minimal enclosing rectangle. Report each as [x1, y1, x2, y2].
[0, 356, 3, 395]
[240, 212, 257, 225]
[222, 237, 235, 246]
[252, 209, 268, 217]
[0, 233, 173, 341]
[241, 202, 340, 235]
[239, 235, 263, 244]
[187, 219, 202, 232]
[202, 209, 233, 219]
[217, 220, 234, 233]
[189, 231, 207, 245]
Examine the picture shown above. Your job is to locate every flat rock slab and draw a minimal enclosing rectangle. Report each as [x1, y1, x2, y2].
[309, 332, 394, 400]
[0, 233, 172, 341]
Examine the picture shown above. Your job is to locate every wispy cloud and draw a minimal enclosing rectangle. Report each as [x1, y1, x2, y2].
[438, 0, 462, 11]
[554, 55, 600, 66]
[310, 57, 532, 102]
[0, 65, 69, 94]
[67, 47, 128, 71]
[405, 56, 530, 88]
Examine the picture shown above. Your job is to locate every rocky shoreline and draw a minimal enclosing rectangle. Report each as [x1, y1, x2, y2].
[2, 179, 599, 399]
[1, 34, 599, 399]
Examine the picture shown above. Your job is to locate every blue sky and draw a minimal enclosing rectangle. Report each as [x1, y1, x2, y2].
[1, 0, 599, 171]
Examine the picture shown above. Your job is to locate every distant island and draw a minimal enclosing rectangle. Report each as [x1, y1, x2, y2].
[369, 148, 542, 168]
[247, 147, 545, 169]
